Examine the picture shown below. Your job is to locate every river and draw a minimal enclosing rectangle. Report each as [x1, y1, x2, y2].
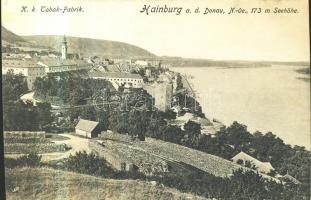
[171, 65, 310, 149]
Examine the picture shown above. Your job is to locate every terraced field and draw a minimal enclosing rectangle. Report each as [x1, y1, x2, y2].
[96, 133, 278, 181]
[138, 138, 241, 178]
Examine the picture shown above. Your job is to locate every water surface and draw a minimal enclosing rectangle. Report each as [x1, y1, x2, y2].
[172, 65, 310, 149]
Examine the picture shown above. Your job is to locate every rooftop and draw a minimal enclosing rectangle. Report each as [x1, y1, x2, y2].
[2, 58, 90, 69]
[89, 71, 143, 79]
[2, 59, 41, 68]
[38, 58, 89, 67]
[231, 151, 275, 173]
[75, 119, 99, 132]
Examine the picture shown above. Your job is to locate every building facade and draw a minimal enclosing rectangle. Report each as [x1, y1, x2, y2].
[2, 59, 46, 90]
[89, 71, 144, 89]
[37, 59, 90, 73]
[143, 82, 173, 111]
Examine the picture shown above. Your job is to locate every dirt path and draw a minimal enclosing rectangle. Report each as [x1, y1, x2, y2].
[5, 134, 92, 162]
[40, 134, 92, 162]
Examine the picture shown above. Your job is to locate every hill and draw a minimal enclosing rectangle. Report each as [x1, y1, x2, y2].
[1, 26, 31, 46]
[5, 167, 207, 200]
[24, 35, 156, 59]
[2, 26, 156, 58]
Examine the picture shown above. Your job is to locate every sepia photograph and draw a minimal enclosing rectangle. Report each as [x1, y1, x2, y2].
[1, 0, 310, 199]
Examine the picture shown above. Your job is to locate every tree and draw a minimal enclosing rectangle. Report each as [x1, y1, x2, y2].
[226, 121, 252, 150]
[162, 125, 183, 143]
[128, 110, 147, 141]
[36, 102, 53, 131]
[146, 111, 167, 138]
[3, 101, 39, 131]
[183, 120, 201, 147]
[160, 110, 177, 120]
[2, 70, 28, 103]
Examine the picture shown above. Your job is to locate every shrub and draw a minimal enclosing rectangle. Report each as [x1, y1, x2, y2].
[4, 143, 67, 154]
[65, 151, 115, 177]
[5, 153, 42, 168]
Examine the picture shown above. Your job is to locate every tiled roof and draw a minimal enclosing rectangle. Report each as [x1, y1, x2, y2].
[89, 71, 142, 79]
[2, 59, 41, 68]
[2, 58, 90, 69]
[39, 58, 89, 67]
[75, 119, 99, 132]
[231, 151, 275, 173]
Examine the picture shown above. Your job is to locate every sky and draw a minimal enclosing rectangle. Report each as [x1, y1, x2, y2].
[2, 0, 310, 62]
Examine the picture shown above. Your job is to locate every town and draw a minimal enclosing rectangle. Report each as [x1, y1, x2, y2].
[2, 28, 310, 200]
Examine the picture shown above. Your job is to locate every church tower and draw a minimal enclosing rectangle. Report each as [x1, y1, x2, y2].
[61, 35, 68, 60]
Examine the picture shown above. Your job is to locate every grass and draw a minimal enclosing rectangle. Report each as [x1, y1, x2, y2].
[5, 167, 207, 200]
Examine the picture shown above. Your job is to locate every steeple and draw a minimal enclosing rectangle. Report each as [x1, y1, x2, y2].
[61, 35, 68, 60]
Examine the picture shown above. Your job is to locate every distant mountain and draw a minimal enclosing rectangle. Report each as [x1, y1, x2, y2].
[24, 35, 156, 59]
[2, 26, 156, 59]
[1, 26, 30, 46]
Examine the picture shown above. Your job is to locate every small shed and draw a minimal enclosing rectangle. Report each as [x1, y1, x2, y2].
[75, 119, 100, 138]
[231, 151, 275, 174]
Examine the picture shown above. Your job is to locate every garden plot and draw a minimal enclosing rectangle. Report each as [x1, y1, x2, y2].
[4, 135, 70, 154]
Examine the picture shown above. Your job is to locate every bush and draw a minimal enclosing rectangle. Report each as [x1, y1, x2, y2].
[65, 151, 115, 177]
[4, 143, 68, 154]
[5, 153, 42, 168]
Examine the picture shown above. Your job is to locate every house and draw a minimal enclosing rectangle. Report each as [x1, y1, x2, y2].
[75, 119, 101, 138]
[2, 59, 46, 90]
[134, 60, 148, 67]
[37, 59, 91, 73]
[231, 151, 275, 174]
[88, 71, 144, 89]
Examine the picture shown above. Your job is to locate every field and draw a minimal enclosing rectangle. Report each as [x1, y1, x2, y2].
[5, 167, 208, 200]
[4, 134, 70, 154]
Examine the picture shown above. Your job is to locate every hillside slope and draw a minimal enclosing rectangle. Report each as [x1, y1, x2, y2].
[5, 167, 207, 200]
[1, 26, 31, 46]
[24, 35, 156, 58]
[2, 26, 27, 43]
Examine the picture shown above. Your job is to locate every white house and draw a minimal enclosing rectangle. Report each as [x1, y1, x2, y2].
[2, 59, 46, 90]
[75, 118, 101, 138]
[88, 71, 144, 89]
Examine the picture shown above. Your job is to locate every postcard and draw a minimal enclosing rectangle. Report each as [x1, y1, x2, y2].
[2, 0, 310, 199]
